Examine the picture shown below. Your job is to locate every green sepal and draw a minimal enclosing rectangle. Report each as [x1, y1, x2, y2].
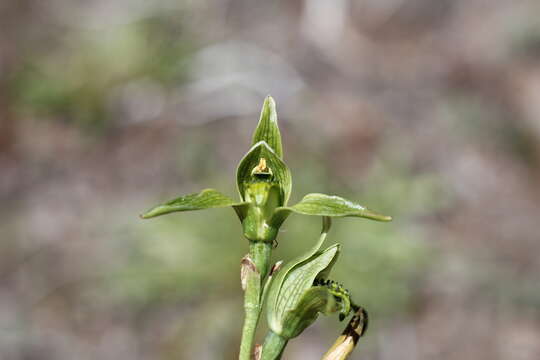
[267, 217, 340, 338]
[252, 96, 283, 159]
[140, 189, 247, 219]
[236, 141, 292, 206]
[279, 286, 339, 339]
[270, 193, 392, 227]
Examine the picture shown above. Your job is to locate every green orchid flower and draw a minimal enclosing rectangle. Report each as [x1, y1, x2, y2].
[141, 96, 391, 249]
[140, 96, 390, 360]
[260, 218, 361, 360]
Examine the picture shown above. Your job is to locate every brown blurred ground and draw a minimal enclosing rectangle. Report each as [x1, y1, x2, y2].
[1, 1, 540, 359]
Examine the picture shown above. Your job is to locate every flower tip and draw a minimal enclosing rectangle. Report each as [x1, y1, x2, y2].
[264, 95, 276, 108]
[140, 210, 157, 219]
[366, 211, 392, 222]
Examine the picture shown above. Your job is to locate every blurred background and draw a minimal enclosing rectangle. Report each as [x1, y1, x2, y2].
[1, 0, 540, 359]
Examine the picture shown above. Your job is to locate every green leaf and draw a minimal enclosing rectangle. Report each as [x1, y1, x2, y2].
[271, 193, 392, 226]
[236, 141, 292, 205]
[140, 189, 247, 219]
[252, 96, 283, 159]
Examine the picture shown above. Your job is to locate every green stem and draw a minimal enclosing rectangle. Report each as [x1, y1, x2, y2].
[260, 331, 288, 360]
[250, 241, 272, 280]
[239, 241, 272, 360]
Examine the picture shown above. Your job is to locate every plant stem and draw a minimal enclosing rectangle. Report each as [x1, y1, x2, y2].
[260, 331, 288, 360]
[250, 241, 272, 280]
[239, 241, 272, 360]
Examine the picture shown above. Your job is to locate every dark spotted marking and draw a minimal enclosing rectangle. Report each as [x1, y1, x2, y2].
[313, 278, 361, 321]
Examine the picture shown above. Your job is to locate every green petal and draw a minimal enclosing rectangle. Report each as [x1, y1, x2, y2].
[236, 141, 292, 205]
[140, 189, 247, 219]
[252, 96, 283, 159]
[271, 193, 392, 226]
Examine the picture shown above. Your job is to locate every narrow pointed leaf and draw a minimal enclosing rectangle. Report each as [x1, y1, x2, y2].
[252, 96, 283, 159]
[271, 193, 392, 224]
[236, 141, 292, 205]
[140, 189, 247, 219]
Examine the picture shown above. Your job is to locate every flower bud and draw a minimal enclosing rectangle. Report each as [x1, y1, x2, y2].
[265, 218, 344, 339]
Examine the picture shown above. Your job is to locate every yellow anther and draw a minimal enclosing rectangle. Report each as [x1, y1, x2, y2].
[251, 158, 272, 176]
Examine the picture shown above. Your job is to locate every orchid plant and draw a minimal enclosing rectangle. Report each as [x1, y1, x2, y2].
[141, 96, 391, 359]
